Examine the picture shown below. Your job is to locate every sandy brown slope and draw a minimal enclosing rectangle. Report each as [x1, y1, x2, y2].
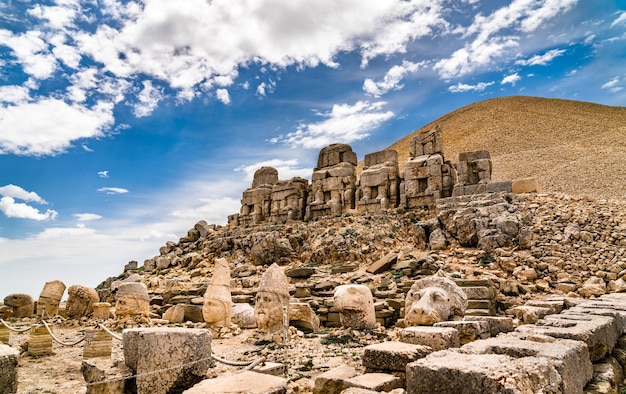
[385, 96, 626, 200]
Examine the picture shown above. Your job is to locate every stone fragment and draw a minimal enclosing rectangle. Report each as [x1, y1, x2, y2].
[362, 341, 431, 371]
[404, 276, 467, 326]
[183, 370, 287, 394]
[163, 305, 186, 323]
[406, 351, 560, 394]
[289, 302, 320, 331]
[584, 356, 623, 394]
[0, 343, 18, 394]
[37, 280, 66, 316]
[511, 177, 541, 193]
[232, 303, 256, 328]
[313, 365, 359, 394]
[333, 284, 376, 330]
[399, 326, 460, 351]
[255, 264, 290, 333]
[203, 258, 232, 327]
[82, 358, 131, 394]
[66, 285, 99, 319]
[365, 252, 398, 274]
[3, 293, 34, 318]
[123, 327, 212, 394]
[251, 361, 286, 376]
[115, 282, 150, 317]
[111, 273, 143, 291]
[460, 334, 592, 393]
[578, 276, 607, 298]
[463, 316, 515, 337]
[509, 305, 552, 324]
[434, 320, 490, 344]
[343, 373, 403, 392]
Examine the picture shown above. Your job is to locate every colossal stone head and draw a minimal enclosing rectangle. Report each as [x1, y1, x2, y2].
[202, 258, 232, 327]
[66, 285, 99, 319]
[333, 284, 376, 330]
[254, 263, 290, 333]
[404, 277, 467, 326]
[115, 282, 150, 317]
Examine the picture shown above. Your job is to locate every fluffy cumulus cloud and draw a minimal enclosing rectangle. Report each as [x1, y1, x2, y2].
[363, 60, 425, 97]
[216, 88, 231, 105]
[235, 159, 312, 182]
[0, 99, 114, 156]
[270, 101, 394, 149]
[434, 0, 577, 79]
[501, 73, 522, 85]
[515, 48, 566, 66]
[0, 184, 57, 220]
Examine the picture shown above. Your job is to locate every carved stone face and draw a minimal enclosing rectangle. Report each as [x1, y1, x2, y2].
[254, 291, 287, 333]
[203, 298, 227, 325]
[333, 285, 376, 329]
[405, 287, 452, 326]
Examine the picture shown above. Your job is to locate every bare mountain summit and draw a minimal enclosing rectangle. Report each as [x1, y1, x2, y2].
[387, 96, 626, 200]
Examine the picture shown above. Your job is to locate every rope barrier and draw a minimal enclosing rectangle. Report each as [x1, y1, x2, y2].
[0, 318, 32, 333]
[211, 353, 265, 367]
[41, 320, 86, 346]
[98, 323, 123, 341]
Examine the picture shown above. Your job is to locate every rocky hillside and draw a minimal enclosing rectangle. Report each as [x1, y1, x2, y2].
[387, 96, 626, 200]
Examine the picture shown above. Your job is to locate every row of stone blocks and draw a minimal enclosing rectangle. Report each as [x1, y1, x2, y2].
[308, 293, 626, 393]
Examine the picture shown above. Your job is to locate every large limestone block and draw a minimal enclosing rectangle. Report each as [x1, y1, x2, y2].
[183, 370, 287, 394]
[516, 313, 618, 361]
[333, 284, 376, 330]
[316, 144, 358, 168]
[37, 280, 66, 316]
[509, 305, 552, 324]
[406, 351, 561, 394]
[82, 358, 131, 394]
[0, 344, 18, 394]
[3, 293, 34, 318]
[66, 285, 99, 319]
[313, 365, 359, 394]
[564, 305, 626, 335]
[460, 334, 593, 393]
[585, 356, 624, 394]
[434, 320, 490, 344]
[511, 177, 541, 193]
[399, 326, 460, 351]
[123, 327, 212, 394]
[362, 341, 431, 372]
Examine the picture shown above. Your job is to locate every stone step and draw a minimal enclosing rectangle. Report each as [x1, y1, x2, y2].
[362, 341, 431, 372]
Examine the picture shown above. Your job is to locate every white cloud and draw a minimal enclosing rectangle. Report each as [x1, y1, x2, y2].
[610, 12, 626, 28]
[601, 77, 623, 93]
[501, 73, 522, 85]
[515, 48, 566, 66]
[0, 197, 58, 221]
[216, 88, 231, 105]
[0, 99, 114, 156]
[235, 159, 312, 182]
[74, 213, 103, 221]
[0, 29, 58, 79]
[434, 0, 576, 79]
[98, 187, 129, 194]
[98, 171, 109, 178]
[82, 144, 94, 152]
[271, 101, 394, 149]
[448, 81, 494, 93]
[0, 86, 30, 105]
[256, 81, 276, 97]
[363, 60, 424, 97]
[0, 184, 48, 203]
[132, 80, 164, 118]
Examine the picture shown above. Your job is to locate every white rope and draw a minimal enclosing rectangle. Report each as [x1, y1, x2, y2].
[0, 318, 32, 333]
[211, 353, 265, 367]
[41, 320, 86, 346]
[98, 323, 123, 341]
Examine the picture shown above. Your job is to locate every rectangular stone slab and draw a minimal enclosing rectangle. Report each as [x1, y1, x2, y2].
[362, 341, 431, 371]
[183, 370, 287, 394]
[406, 350, 561, 394]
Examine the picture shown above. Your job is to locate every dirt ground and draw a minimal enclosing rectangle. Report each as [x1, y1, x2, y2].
[6, 321, 384, 393]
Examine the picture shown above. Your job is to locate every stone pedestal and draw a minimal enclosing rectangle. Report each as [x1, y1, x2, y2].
[29, 324, 53, 356]
[123, 327, 212, 394]
[83, 328, 112, 359]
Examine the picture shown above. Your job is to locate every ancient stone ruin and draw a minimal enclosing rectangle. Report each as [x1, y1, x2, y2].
[229, 126, 533, 226]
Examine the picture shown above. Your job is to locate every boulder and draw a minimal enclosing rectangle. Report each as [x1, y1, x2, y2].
[66, 285, 99, 319]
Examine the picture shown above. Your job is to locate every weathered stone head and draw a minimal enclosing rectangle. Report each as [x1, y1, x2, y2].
[66, 285, 99, 319]
[3, 293, 34, 318]
[115, 282, 150, 317]
[37, 280, 66, 316]
[202, 258, 232, 327]
[404, 277, 467, 326]
[333, 284, 376, 330]
[254, 263, 290, 333]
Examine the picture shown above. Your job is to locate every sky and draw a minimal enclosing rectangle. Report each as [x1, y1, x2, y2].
[0, 0, 625, 299]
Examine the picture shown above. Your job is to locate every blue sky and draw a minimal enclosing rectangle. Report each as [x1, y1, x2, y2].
[1, 0, 625, 298]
